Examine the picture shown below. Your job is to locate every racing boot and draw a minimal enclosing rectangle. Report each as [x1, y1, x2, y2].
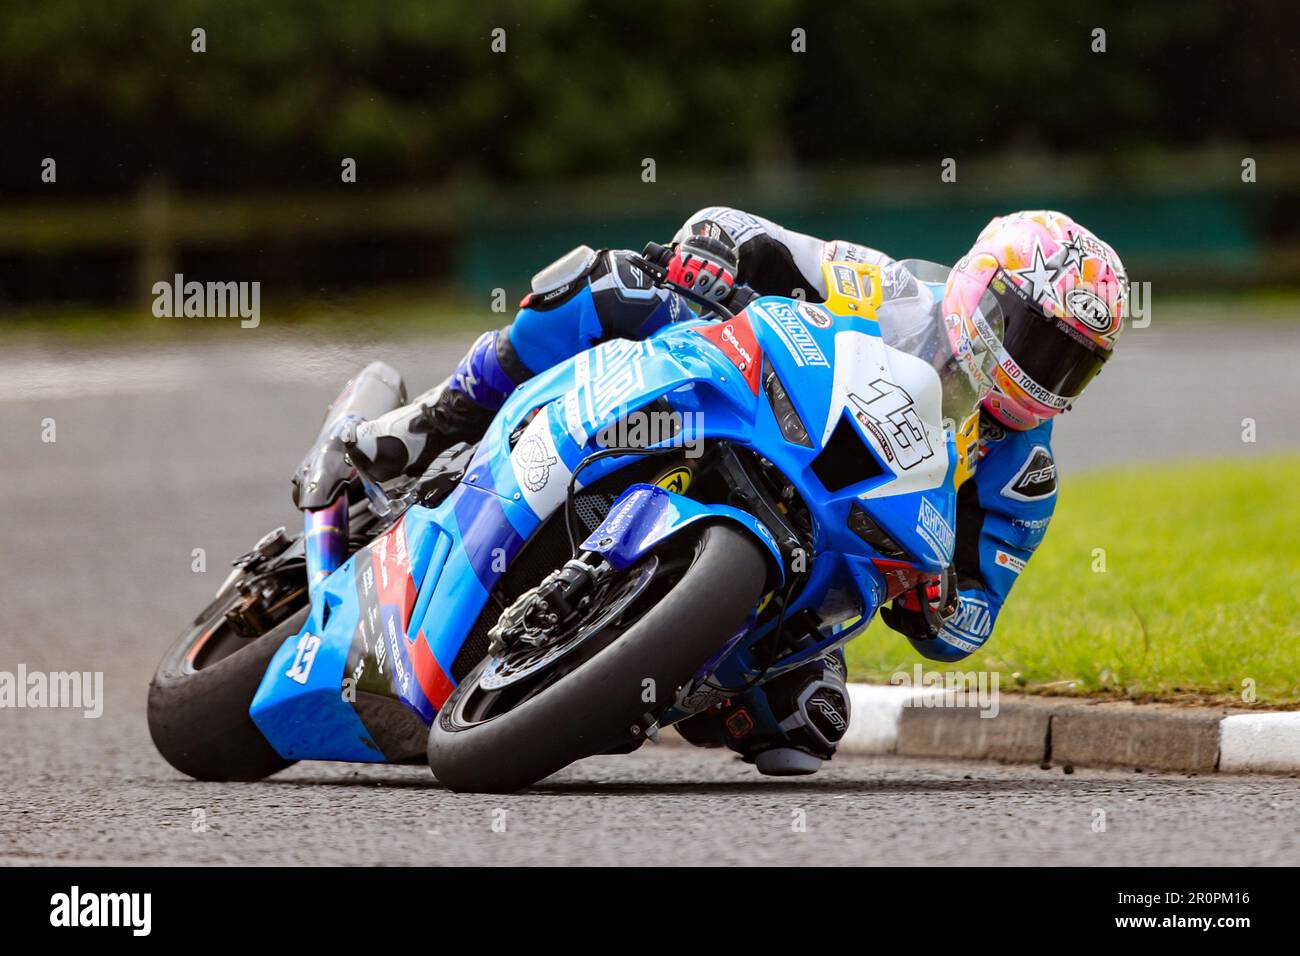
[344, 328, 526, 480]
[678, 649, 852, 776]
[343, 383, 493, 480]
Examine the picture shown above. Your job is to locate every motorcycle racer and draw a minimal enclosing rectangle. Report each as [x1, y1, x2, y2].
[321, 207, 1128, 776]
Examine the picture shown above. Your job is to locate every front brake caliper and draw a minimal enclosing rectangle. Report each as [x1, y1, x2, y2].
[488, 556, 609, 656]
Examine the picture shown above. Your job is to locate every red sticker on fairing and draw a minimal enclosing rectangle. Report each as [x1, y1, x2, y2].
[693, 313, 763, 394]
[371, 518, 417, 615]
[872, 558, 927, 600]
[411, 633, 455, 709]
[345, 517, 456, 720]
[374, 520, 457, 709]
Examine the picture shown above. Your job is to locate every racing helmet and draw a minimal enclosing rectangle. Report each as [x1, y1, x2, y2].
[941, 210, 1129, 430]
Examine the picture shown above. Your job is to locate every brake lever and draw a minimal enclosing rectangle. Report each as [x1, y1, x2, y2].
[917, 581, 946, 636]
[916, 567, 958, 636]
[355, 462, 404, 519]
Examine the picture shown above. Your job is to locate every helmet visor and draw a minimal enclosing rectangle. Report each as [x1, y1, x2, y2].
[986, 270, 1111, 403]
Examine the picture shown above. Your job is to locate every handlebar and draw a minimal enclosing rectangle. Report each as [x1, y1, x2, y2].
[630, 242, 741, 322]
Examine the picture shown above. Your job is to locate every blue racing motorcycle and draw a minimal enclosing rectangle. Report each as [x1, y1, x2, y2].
[148, 251, 999, 792]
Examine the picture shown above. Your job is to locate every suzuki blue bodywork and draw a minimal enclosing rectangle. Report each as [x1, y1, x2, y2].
[250, 279, 971, 763]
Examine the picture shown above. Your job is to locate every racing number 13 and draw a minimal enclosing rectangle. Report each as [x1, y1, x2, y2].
[848, 379, 933, 470]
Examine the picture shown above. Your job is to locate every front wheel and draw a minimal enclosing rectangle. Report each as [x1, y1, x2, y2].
[427, 523, 767, 793]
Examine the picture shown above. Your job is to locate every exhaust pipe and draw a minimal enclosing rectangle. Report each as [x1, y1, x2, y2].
[304, 495, 349, 614]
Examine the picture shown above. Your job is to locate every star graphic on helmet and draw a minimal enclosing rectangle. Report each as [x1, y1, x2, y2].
[1056, 234, 1086, 273]
[1011, 243, 1061, 308]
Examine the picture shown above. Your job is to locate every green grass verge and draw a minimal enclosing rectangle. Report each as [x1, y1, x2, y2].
[845, 454, 1300, 707]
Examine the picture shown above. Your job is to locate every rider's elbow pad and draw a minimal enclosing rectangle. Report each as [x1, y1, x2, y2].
[905, 633, 977, 663]
[884, 618, 975, 660]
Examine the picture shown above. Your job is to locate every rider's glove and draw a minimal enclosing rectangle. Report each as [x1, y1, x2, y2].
[666, 222, 740, 304]
[880, 564, 959, 641]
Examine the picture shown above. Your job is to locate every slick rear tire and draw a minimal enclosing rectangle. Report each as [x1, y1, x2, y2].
[147, 598, 306, 782]
[427, 523, 767, 793]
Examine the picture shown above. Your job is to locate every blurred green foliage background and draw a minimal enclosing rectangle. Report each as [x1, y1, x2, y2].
[2, 0, 1297, 317]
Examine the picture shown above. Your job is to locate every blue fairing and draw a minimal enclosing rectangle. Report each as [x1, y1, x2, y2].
[580, 484, 784, 583]
[250, 287, 969, 761]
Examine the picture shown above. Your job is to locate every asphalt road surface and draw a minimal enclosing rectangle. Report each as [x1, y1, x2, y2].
[1, 317, 1297, 866]
[6, 722, 1299, 866]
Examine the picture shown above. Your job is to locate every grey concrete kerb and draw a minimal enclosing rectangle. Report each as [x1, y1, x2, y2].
[838, 685, 1300, 773]
[662, 685, 1300, 774]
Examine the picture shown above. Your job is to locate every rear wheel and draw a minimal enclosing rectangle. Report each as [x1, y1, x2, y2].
[427, 523, 767, 793]
[148, 576, 307, 782]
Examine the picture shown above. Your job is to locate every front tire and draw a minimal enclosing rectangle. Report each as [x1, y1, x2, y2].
[427, 523, 767, 793]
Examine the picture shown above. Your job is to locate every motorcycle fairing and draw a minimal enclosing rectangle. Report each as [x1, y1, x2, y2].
[250, 259, 971, 761]
[742, 294, 957, 575]
[579, 483, 784, 584]
[250, 506, 455, 761]
[248, 331, 767, 761]
[292, 361, 406, 510]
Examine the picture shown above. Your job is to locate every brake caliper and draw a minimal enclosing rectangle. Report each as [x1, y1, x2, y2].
[488, 556, 610, 656]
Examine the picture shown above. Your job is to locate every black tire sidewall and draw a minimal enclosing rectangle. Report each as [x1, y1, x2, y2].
[427, 523, 768, 793]
[147, 597, 306, 782]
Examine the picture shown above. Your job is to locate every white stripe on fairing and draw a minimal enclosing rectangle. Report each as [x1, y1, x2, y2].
[1219, 712, 1300, 772]
[508, 405, 574, 519]
[825, 330, 949, 502]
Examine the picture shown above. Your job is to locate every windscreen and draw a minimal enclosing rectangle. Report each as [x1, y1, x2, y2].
[876, 259, 1002, 429]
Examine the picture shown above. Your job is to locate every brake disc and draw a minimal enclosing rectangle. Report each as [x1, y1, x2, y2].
[478, 557, 658, 691]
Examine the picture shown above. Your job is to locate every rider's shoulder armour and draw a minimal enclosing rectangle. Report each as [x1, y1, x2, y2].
[524, 244, 599, 311]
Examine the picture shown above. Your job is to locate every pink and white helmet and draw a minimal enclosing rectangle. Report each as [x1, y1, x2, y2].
[942, 210, 1129, 430]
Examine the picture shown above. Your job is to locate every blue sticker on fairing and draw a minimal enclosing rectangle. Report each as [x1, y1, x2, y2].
[581, 484, 783, 581]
